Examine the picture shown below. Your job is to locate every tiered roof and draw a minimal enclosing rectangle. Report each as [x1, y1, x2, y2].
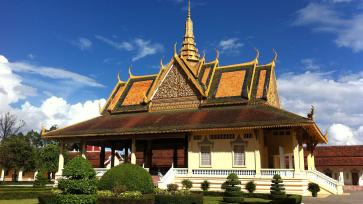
[43, 1, 326, 143]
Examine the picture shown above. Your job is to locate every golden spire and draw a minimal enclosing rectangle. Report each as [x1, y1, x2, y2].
[179, 0, 200, 61]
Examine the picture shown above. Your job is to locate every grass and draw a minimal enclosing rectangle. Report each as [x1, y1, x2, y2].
[204, 196, 271, 204]
[0, 186, 52, 200]
[0, 199, 38, 204]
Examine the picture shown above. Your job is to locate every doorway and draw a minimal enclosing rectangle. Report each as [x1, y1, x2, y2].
[352, 172, 359, 185]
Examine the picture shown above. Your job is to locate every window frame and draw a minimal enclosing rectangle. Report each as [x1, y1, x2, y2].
[232, 144, 246, 168]
[199, 145, 212, 168]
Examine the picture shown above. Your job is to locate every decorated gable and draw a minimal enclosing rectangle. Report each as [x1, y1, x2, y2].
[152, 63, 200, 100]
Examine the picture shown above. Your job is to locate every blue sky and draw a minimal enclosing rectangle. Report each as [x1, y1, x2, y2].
[0, 0, 363, 145]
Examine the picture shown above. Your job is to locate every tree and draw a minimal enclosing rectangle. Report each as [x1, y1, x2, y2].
[0, 136, 36, 181]
[57, 156, 97, 204]
[0, 112, 25, 140]
[37, 144, 60, 179]
[270, 174, 287, 199]
[220, 173, 243, 204]
[25, 130, 44, 148]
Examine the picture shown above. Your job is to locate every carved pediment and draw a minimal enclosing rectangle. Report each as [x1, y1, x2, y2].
[152, 64, 200, 100]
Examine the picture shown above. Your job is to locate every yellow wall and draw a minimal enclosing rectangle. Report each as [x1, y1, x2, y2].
[188, 130, 259, 170]
[188, 128, 298, 170]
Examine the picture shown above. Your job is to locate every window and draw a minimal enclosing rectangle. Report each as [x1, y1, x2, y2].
[209, 134, 235, 140]
[243, 133, 252, 139]
[200, 145, 211, 166]
[233, 145, 245, 166]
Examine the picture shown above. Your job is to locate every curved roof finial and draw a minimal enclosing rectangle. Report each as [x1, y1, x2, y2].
[173, 42, 178, 57]
[160, 58, 165, 69]
[202, 50, 206, 59]
[117, 71, 122, 83]
[40, 126, 46, 135]
[272, 48, 278, 62]
[215, 49, 220, 61]
[254, 48, 260, 62]
[128, 65, 134, 78]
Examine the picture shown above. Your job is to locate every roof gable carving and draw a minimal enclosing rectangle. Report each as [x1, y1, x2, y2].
[152, 63, 200, 100]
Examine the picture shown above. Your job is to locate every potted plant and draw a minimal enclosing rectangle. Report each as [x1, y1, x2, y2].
[308, 182, 320, 197]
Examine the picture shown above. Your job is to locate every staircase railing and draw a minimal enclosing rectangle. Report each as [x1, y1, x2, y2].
[261, 169, 295, 178]
[192, 169, 256, 176]
[94, 168, 108, 178]
[157, 164, 175, 189]
[306, 170, 343, 194]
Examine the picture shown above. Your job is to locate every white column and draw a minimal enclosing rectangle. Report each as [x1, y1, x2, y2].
[33, 171, 38, 180]
[292, 133, 300, 173]
[279, 146, 285, 169]
[131, 137, 136, 164]
[299, 145, 305, 171]
[0, 169, 4, 181]
[56, 141, 65, 178]
[307, 153, 314, 170]
[81, 142, 86, 158]
[18, 170, 23, 181]
[339, 171, 345, 184]
[288, 154, 293, 169]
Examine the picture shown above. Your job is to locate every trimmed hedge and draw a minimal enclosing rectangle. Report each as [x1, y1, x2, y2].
[97, 196, 154, 204]
[98, 163, 154, 193]
[57, 194, 97, 204]
[58, 179, 98, 194]
[154, 194, 203, 204]
[0, 191, 51, 200]
[38, 194, 58, 204]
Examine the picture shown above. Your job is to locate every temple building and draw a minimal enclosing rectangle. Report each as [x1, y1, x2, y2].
[42, 1, 343, 195]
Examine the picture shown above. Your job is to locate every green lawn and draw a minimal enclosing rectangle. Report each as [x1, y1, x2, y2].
[0, 199, 38, 204]
[204, 196, 271, 204]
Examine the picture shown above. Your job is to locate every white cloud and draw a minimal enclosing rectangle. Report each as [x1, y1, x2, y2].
[329, 124, 362, 145]
[1, 55, 103, 88]
[0, 54, 106, 132]
[293, 3, 363, 52]
[27, 54, 35, 60]
[95, 35, 134, 51]
[278, 70, 363, 145]
[75, 37, 92, 50]
[12, 97, 106, 131]
[300, 58, 320, 71]
[218, 38, 244, 52]
[132, 38, 163, 61]
[96, 35, 163, 61]
[0, 56, 36, 111]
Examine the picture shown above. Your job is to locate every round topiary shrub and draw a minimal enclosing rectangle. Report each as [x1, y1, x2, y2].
[57, 156, 98, 204]
[308, 182, 320, 197]
[201, 180, 210, 192]
[181, 179, 193, 190]
[220, 173, 243, 204]
[270, 174, 287, 199]
[98, 163, 153, 193]
[245, 180, 256, 193]
[33, 169, 48, 188]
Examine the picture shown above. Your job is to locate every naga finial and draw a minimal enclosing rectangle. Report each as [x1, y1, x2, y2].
[160, 58, 165, 69]
[215, 49, 220, 61]
[202, 50, 206, 59]
[307, 105, 315, 120]
[40, 126, 46, 135]
[272, 48, 278, 62]
[128, 66, 134, 78]
[173, 42, 178, 57]
[117, 71, 124, 83]
[254, 48, 260, 62]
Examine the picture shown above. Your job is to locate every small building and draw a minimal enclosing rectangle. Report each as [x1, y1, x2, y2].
[41, 1, 342, 195]
[312, 145, 363, 190]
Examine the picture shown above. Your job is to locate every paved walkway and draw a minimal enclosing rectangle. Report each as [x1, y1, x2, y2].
[303, 191, 363, 204]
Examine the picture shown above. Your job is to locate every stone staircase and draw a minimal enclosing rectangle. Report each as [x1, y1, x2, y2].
[158, 167, 343, 195]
